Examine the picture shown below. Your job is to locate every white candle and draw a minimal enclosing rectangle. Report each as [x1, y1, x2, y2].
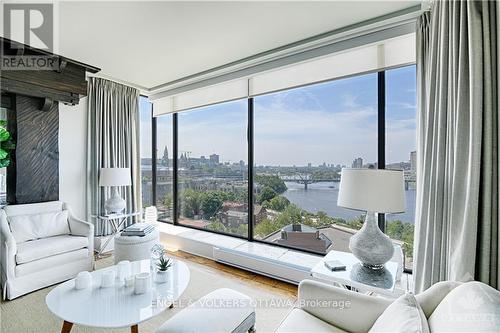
[117, 261, 131, 281]
[75, 271, 92, 290]
[134, 272, 151, 294]
[125, 275, 134, 288]
[101, 270, 115, 288]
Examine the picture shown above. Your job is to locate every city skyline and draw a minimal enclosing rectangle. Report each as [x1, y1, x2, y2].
[142, 146, 416, 170]
[141, 66, 416, 166]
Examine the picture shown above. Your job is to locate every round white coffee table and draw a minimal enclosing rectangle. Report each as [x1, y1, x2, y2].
[46, 259, 190, 333]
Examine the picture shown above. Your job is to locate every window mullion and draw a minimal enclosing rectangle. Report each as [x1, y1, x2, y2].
[248, 98, 254, 241]
[377, 71, 386, 232]
[172, 113, 178, 225]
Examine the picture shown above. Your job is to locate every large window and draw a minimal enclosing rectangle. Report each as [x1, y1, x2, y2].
[140, 96, 153, 208]
[385, 66, 417, 270]
[253, 73, 377, 255]
[177, 100, 248, 237]
[156, 114, 174, 222]
[147, 65, 417, 271]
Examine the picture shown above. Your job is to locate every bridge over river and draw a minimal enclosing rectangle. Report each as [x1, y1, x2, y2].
[280, 171, 416, 190]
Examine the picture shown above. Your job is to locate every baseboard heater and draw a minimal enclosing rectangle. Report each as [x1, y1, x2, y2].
[213, 246, 312, 285]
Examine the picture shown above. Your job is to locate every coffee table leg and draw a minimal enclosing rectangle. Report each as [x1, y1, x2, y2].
[131, 324, 139, 333]
[61, 321, 73, 333]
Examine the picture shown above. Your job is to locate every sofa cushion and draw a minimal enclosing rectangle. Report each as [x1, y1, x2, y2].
[415, 281, 461, 318]
[16, 235, 88, 264]
[15, 248, 89, 277]
[428, 281, 500, 332]
[276, 308, 348, 333]
[3, 201, 64, 216]
[369, 293, 429, 333]
[8, 210, 70, 243]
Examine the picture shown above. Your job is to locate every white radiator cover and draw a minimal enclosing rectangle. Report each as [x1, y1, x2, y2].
[213, 247, 311, 284]
[158, 223, 319, 284]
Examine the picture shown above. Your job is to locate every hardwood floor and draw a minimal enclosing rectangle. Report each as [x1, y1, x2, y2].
[167, 250, 298, 298]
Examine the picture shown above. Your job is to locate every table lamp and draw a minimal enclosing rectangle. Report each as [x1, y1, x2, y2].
[99, 167, 131, 214]
[337, 168, 405, 269]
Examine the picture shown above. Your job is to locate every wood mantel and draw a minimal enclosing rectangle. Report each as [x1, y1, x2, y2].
[1, 38, 100, 204]
[1, 37, 100, 105]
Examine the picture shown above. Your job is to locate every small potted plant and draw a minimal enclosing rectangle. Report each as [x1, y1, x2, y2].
[155, 255, 172, 283]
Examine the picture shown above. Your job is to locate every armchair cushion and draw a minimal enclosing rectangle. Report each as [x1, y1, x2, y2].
[369, 293, 429, 333]
[15, 248, 89, 277]
[298, 280, 392, 333]
[8, 210, 70, 243]
[428, 281, 500, 332]
[16, 235, 88, 264]
[276, 308, 348, 333]
[3, 201, 64, 216]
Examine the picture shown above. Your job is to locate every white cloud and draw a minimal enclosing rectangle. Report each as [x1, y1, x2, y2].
[142, 91, 416, 166]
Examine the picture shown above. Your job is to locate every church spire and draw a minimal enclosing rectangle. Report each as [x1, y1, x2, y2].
[162, 145, 169, 168]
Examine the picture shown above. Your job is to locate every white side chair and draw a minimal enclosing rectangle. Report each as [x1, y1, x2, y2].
[0, 201, 94, 300]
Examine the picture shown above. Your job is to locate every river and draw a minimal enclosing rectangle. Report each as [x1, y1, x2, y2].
[283, 181, 416, 224]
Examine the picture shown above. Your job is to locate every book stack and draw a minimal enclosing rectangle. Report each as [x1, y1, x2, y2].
[121, 223, 155, 237]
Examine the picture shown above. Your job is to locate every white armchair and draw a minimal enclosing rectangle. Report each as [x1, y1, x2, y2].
[1, 201, 94, 300]
[277, 279, 500, 332]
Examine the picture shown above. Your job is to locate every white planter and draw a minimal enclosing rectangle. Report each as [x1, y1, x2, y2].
[155, 270, 168, 283]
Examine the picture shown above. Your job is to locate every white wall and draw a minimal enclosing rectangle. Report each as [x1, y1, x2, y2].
[59, 98, 87, 219]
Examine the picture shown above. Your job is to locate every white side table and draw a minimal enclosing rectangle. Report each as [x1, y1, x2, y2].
[114, 228, 160, 264]
[311, 250, 400, 297]
[92, 212, 141, 258]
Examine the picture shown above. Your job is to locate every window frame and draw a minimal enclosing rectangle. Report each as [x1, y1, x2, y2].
[149, 66, 415, 274]
[139, 95, 154, 208]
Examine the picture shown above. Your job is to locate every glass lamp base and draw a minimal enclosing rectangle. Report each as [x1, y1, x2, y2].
[104, 187, 126, 214]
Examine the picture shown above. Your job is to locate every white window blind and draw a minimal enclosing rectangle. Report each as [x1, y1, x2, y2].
[152, 32, 415, 116]
[152, 78, 248, 117]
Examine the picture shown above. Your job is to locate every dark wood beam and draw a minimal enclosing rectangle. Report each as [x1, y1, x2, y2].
[1, 37, 100, 73]
[1, 37, 100, 105]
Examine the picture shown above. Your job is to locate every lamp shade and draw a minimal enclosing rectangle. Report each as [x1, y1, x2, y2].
[337, 168, 405, 213]
[99, 168, 131, 187]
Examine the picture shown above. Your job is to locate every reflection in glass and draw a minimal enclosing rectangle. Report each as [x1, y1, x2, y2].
[350, 263, 394, 289]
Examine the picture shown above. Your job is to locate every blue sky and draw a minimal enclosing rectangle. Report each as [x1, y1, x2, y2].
[141, 65, 416, 166]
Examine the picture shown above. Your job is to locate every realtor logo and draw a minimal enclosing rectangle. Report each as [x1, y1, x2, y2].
[2, 3, 58, 70]
[3, 3, 54, 52]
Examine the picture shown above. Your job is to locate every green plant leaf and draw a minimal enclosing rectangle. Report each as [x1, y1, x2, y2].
[0, 128, 10, 142]
[0, 149, 7, 160]
[1, 140, 15, 150]
[0, 158, 10, 168]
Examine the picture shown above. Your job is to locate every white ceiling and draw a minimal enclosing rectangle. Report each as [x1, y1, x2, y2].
[56, 1, 421, 90]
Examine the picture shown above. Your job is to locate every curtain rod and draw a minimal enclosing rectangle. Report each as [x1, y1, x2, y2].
[85, 73, 150, 95]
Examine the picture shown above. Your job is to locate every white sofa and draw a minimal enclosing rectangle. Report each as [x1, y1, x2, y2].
[0, 201, 94, 300]
[277, 279, 500, 332]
